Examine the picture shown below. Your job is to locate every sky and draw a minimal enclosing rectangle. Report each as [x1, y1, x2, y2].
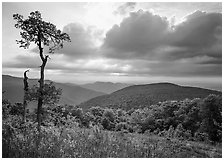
[2, 2, 222, 91]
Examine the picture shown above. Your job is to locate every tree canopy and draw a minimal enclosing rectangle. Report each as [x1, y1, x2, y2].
[13, 11, 70, 53]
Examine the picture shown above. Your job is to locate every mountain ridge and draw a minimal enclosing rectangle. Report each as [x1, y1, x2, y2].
[79, 82, 221, 110]
[81, 81, 131, 94]
[2, 75, 106, 105]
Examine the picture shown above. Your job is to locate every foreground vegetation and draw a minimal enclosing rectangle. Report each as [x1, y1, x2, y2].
[2, 94, 222, 158]
[2, 122, 222, 158]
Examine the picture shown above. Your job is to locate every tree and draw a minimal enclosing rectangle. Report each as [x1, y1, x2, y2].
[199, 94, 222, 142]
[28, 82, 62, 106]
[13, 11, 71, 132]
[103, 108, 115, 122]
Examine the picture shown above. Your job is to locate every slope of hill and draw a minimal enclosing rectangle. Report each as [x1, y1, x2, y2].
[2, 75, 105, 106]
[81, 81, 131, 94]
[79, 83, 221, 110]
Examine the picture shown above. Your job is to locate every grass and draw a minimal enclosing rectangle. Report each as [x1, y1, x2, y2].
[3, 124, 222, 158]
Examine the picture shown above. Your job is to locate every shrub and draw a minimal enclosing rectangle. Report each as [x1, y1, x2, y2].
[89, 106, 104, 117]
[71, 107, 83, 119]
[2, 99, 12, 119]
[101, 117, 115, 130]
[194, 132, 209, 142]
[115, 122, 129, 131]
[174, 124, 185, 138]
[103, 108, 115, 122]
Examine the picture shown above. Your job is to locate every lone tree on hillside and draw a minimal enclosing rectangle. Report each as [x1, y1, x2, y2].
[13, 11, 71, 132]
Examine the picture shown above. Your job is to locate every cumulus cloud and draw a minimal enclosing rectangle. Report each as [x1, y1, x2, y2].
[6, 9, 222, 80]
[102, 10, 222, 65]
[169, 10, 221, 48]
[103, 10, 169, 59]
[57, 23, 100, 59]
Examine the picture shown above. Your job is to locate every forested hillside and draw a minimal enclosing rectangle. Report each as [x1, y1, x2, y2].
[79, 83, 221, 110]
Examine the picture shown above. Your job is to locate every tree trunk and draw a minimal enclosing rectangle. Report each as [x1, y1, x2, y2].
[37, 66, 44, 132]
[23, 97, 27, 123]
[37, 30, 47, 132]
[23, 70, 29, 123]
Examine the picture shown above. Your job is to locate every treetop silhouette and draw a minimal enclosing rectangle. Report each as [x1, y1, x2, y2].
[13, 11, 71, 53]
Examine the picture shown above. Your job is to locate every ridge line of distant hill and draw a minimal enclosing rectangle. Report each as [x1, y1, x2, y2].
[2, 75, 106, 106]
[79, 82, 221, 110]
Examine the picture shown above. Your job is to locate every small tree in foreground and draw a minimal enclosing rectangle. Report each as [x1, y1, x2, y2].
[13, 11, 70, 132]
[28, 82, 62, 106]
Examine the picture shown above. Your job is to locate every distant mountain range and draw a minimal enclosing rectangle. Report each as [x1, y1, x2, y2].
[2, 75, 105, 105]
[3, 75, 221, 111]
[81, 81, 131, 94]
[79, 83, 221, 110]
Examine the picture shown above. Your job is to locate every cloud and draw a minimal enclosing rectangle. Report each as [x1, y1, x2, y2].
[3, 54, 135, 76]
[3, 52, 221, 80]
[143, 60, 221, 77]
[103, 10, 169, 59]
[3, 54, 41, 69]
[102, 10, 222, 65]
[114, 2, 136, 15]
[5, 9, 221, 80]
[169, 10, 221, 48]
[31, 23, 102, 59]
[57, 23, 101, 59]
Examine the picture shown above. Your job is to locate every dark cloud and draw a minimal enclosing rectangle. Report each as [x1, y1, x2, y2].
[120, 58, 221, 77]
[147, 62, 221, 77]
[168, 10, 221, 48]
[103, 10, 169, 59]
[102, 10, 222, 65]
[57, 23, 99, 58]
[114, 2, 136, 15]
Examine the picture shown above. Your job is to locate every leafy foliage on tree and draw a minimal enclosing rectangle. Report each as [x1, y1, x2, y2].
[13, 11, 70, 52]
[103, 108, 115, 122]
[199, 94, 222, 142]
[27, 82, 62, 106]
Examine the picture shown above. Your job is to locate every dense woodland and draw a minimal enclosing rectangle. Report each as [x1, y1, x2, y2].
[2, 89, 222, 157]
